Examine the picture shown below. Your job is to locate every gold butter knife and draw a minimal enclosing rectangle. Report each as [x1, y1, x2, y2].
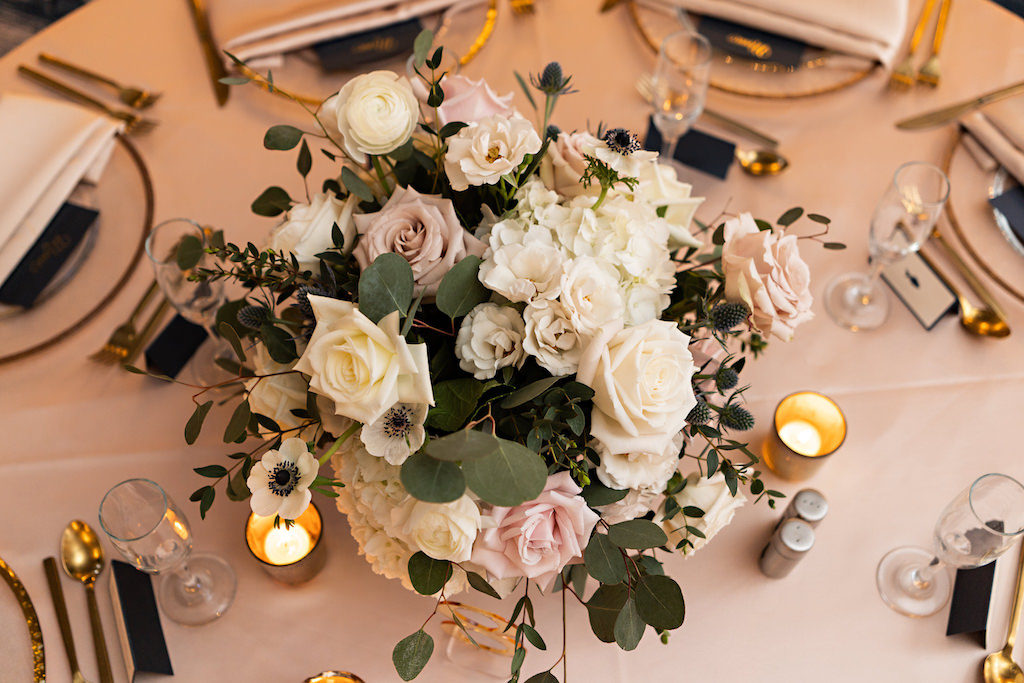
[896, 78, 1024, 130]
[1, 556, 44, 682]
[185, 0, 229, 106]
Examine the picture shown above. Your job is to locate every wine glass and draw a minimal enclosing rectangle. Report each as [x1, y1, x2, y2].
[877, 473, 1024, 618]
[144, 218, 231, 384]
[824, 161, 950, 331]
[99, 478, 237, 625]
[650, 29, 712, 169]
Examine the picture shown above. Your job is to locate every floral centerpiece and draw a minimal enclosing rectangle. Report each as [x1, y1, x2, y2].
[165, 32, 838, 682]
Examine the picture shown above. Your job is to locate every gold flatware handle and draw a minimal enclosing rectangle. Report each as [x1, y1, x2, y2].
[39, 53, 119, 89]
[19, 65, 117, 117]
[128, 280, 159, 326]
[702, 109, 778, 149]
[1, 556, 44, 682]
[185, 0, 230, 106]
[124, 297, 171, 366]
[896, 79, 1024, 130]
[908, 0, 939, 54]
[44, 557, 81, 675]
[931, 227, 1008, 319]
[85, 584, 113, 683]
[931, 0, 952, 55]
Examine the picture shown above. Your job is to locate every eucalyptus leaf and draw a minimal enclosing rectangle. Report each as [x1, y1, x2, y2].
[521, 623, 546, 650]
[525, 673, 559, 683]
[466, 571, 501, 599]
[407, 552, 453, 595]
[462, 437, 546, 507]
[393, 630, 433, 681]
[223, 400, 251, 443]
[260, 323, 297, 364]
[264, 124, 303, 150]
[777, 207, 803, 226]
[358, 252, 414, 323]
[581, 481, 629, 508]
[218, 321, 246, 362]
[435, 255, 488, 319]
[175, 234, 203, 271]
[199, 486, 215, 519]
[634, 574, 685, 630]
[341, 166, 375, 203]
[251, 186, 292, 217]
[607, 520, 668, 550]
[193, 464, 227, 478]
[185, 401, 213, 444]
[501, 376, 561, 409]
[613, 597, 645, 651]
[585, 583, 628, 643]
[425, 378, 484, 431]
[425, 428, 498, 462]
[412, 29, 434, 67]
[583, 533, 626, 585]
[400, 453, 466, 503]
[296, 139, 312, 177]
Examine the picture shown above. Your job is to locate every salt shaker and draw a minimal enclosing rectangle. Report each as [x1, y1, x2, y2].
[777, 489, 828, 529]
[758, 518, 815, 578]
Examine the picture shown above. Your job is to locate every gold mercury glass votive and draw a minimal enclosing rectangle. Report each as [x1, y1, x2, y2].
[245, 502, 325, 585]
[762, 391, 846, 481]
[304, 673, 366, 683]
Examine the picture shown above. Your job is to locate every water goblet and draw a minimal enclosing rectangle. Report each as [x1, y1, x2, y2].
[99, 478, 237, 625]
[824, 161, 950, 331]
[877, 473, 1024, 617]
[650, 29, 712, 170]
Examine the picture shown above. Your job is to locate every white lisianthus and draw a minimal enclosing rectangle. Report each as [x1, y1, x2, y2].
[577, 319, 697, 455]
[268, 191, 357, 272]
[245, 345, 313, 440]
[659, 472, 746, 554]
[558, 256, 625, 338]
[294, 296, 433, 425]
[634, 162, 704, 250]
[596, 488, 665, 525]
[594, 431, 684, 492]
[359, 403, 428, 466]
[479, 240, 565, 303]
[320, 71, 419, 161]
[522, 299, 583, 376]
[455, 303, 527, 380]
[444, 114, 541, 191]
[393, 495, 481, 563]
[246, 438, 318, 520]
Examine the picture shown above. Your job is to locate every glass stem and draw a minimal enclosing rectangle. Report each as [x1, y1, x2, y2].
[663, 134, 681, 163]
[172, 561, 211, 600]
[859, 261, 887, 306]
[911, 556, 944, 589]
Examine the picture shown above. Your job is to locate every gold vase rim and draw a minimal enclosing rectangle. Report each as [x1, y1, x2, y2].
[244, 501, 323, 568]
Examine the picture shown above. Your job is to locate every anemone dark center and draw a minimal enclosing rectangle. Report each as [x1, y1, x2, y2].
[269, 461, 300, 496]
[383, 407, 414, 438]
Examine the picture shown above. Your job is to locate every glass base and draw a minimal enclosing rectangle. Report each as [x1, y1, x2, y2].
[158, 553, 237, 626]
[187, 338, 236, 388]
[824, 271, 890, 331]
[876, 546, 952, 617]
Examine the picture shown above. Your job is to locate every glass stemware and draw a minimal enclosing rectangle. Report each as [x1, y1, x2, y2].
[877, 473, 1024, 617]
[650, 29, 712, 169]
[99, 478, 237, 625]
[824, 161, 950, 331]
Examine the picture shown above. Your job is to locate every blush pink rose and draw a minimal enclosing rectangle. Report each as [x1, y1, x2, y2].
[722, 213, 813, 342]
[539, 131, 603, 198]
[470, 471, 599, 590]
[437, 75, 516, 126]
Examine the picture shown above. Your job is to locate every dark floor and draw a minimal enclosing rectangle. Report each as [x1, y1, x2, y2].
[0, 0, 87, 55]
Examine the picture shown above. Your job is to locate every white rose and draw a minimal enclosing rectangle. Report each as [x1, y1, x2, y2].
[444, 114, 542, 191]
[558, 256, 625, 338]
[623, 283, 670, 326]
[522, 299, 583, 376]
[393, 495, 481, 562]
[294, 296, 433, 425]
[245, 344, 313, 439]
[268, 191, 358, 273]
[597, 488, 665, 525]
[658, 472, 746, 554]
[722, 213, 813, 341]
[320, 71, 419, 162]
[479, 240, 565, 303]
[634, 162, 704, 250]
[577, 319, 697, 455]
[455, 303, 527, 380]
[595, 431, 684, 492]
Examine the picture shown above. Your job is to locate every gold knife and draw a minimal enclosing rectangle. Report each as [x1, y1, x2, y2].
[896, 78, 1024, 130]
[185, 0, 229, 106]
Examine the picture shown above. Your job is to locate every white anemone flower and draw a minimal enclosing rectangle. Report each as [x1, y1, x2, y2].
[360, 403, 428, 466]
[247, 438, 318, 520]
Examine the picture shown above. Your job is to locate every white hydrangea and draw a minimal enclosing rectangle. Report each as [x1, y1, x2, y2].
[478, 239, 564, 303]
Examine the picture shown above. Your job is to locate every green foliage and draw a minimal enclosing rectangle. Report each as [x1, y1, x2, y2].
[424, 428, 496, 462]
[580, 481, 629, 507]
[185, 401, 213, 444]
[583, 533, 626, 584]
[613, 597, 644, 651]
[466, 571, 501, 599]
[175, 234, 204, 271]
[393, 630, 433, 681]
[606, 520, 668, 550]
[341, 166, 375, 203]
[400, 453, 466, 503]
[435, 256, 488, 319]
[407, 552, 452, 595]
[462, 437, 547, 507]
[634, 575, 685, 630]
[251, 186, 292, 216]
[425, 378, 485, 431]
[358, 253, 414, 323]
[586, 584, 628, 643]
[263, 125, 303, 151]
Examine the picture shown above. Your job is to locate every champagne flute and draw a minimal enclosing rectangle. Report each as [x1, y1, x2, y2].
[877, 473, 1024, 617]
[650, 30, 712, 169]
[824, 161, 950, 331]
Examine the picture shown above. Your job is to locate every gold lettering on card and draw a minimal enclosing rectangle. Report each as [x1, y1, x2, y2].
[726, 34, 772, 59]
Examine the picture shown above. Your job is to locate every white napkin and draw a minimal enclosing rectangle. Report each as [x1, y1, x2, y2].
[0, 92, 121, 283]
[208, 0, 461, 65]
[961, 97, 1024, 186]
[652, 0, 909, 67]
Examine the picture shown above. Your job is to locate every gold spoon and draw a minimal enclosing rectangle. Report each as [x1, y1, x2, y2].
[735, 148, 789, 177]
[918, 247, 1010, 338]
[61, 521, 114, 683]
[984, 543, 1024, 682]
[930, 228, 1011, 338]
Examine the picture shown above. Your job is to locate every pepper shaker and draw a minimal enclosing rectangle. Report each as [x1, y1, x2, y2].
[759, 518, 815, 578]
[777, 489, 828, 529]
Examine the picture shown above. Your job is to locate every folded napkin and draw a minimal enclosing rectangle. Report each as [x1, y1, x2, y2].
[208, 0, 461, 65]
[0, 92, 121, 284]
[961, 97, 1024, 186]
[651, 0, 909, 67]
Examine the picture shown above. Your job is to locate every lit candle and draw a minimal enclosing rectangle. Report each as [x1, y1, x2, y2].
[245, 503, 326, 584]
[263, 524, 312, 565]
[777, 419, 822, 457]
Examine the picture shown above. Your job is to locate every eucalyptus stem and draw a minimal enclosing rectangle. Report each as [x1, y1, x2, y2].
[371, 155, 392, 196]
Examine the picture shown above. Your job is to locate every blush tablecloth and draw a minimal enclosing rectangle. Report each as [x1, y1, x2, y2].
[2, 0, 1024, 681]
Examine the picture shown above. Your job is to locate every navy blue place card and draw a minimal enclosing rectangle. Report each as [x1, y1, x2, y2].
[697, 15, 806, 68]
[990, 0, 1024, 20]
[109, 560, 173, 680]
[644, 118, 736, 180]
[0, 202, 97, 307]
[947, 562, 996, 645]
[989, 186, 1024, 245]
[313, 17, 423, 71]
[144, 314, 208, 379]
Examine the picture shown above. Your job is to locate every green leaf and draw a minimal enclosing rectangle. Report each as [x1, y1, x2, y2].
[586, 584, 628, 643]
[400, 453, 466, 503]
[412, 29, 434, 67]
[425, 428, 499, 462]
[407, 552, 453, 595]
[807, 213, 831, 224]
[393, 630, 434, 681]
[263, 124, 303, 150]
[218, 76, 250, 85]
[514, 71, 538, 110]
[175, 234, 203, 271]
[226, 466, 251, 501]
[711, 223, 725, 246]
[185, 401, 213, 444]
[341, 166, 375, 203]
[189, 486, 211, 502]
[223, 400, 251, 443]
[462, 437, 547, 507]
[435, 255, 488, 319]
[501, 376, 561, 409]
[635, 574, 685, 630]
[525, 673, 559, 683]
[777, 207, 803, 227]
[252, 186, 292, 217]
[823, 242, 847, 250]
[583, 533, 626, 584]
[425, 378, 484, 431]
[613, 597, 645, 651]
[754, 218, 773, 232]
[521, 623, 546, 650]
[218, 321, 246, 362]
[581, 481, 629, 508]
[194, 464, 227, 478]
[682, 506, 705, 518]
[260, 323, 297, 364]
[358, 252, 414, 323]
[296, 139, 312, 178]
[637, 555, 664, 576]
[199, 486, 215, 519]
[466, 571, 501, 599]
[438, 121, 469, 139]
[607, 520, 668, 550]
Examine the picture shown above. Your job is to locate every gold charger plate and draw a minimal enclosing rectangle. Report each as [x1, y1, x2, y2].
[627, 0, 878, 99]
[0, 135, 154, 366]
[0, 555, 45, 682]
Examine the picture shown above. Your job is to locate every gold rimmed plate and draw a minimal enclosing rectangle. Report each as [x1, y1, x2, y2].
[0, 555, 45, 682]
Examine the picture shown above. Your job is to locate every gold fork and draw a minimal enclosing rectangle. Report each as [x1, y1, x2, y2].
[889, 0, 938, 90]
[39, 53, 161, 109]
[18, 66, 158, 134]
[917, 0, 952, 87]
[88, 281, 158, 365]
[510, 0, 535, 15]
